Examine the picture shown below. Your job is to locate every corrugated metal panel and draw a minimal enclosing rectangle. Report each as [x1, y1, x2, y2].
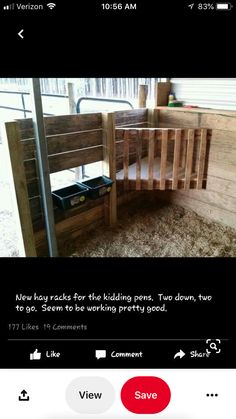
[170, 78, 236, 110]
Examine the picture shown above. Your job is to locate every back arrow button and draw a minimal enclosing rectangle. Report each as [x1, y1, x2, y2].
[18, 29, 24, 39]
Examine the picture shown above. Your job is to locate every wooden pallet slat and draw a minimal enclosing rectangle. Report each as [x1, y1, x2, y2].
[160, 130, 168, 190]
[18, 113, 103, 140]
[123, 130, 129, 191]
[158, 109, 199, 128]
[180, 131, 187, 169]
[172, 129, 182, 190]
[184, 129, 195, 189]
[115, 127, 210, 142]
[115, 109, 148, 126]
[148, 129, 155, 190]
[197, 128, 207, 189]
[136, 130, 142, 190]
[49, 145, 103, 174]
[55, 131, 105, 156]
[116, 179, 207, 191]
[102, 112, 117, 226]
[22, 129, 103, 160]
[24, 146, 104, 179]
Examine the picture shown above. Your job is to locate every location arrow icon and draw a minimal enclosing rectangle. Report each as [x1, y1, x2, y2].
[174, 349, 185, 359]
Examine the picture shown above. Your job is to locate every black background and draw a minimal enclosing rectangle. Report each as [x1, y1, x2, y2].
[0, 258, 235, 368]
[0, 1, 235, 75]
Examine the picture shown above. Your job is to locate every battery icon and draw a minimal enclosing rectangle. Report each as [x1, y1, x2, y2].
[216, 3, 233, 9]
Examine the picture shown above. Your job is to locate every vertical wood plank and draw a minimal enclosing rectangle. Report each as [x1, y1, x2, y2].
[147, 108, 159, 128]
[184, 129, 195, 190]
[136, 130, 142, 190]
[180, 130, 187, 169]
[147, 108, 154, 127]
[172, 129, 181, 189]
[123, 129, 129, 191]
[138, 85, 148, 108]
[197, 128, 207, 189]
[102, 112, 117, 225]
[68, 82, 83, 181]
[67, 82, 76, 114]
[160, 130, 168, 190]
[148, 129, 155, 190]
[155, 82, 171, 106]
[4, 121, 37, 256]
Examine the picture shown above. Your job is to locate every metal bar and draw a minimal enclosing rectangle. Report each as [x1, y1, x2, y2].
[0, 105, 32, 113]
[21, 93, 27, 118]
[76, 97, 133, 113]
[76, 96, 133, 177]
[30, 78, 58, 257]
[0, 89, 67, 118]
[0, 90, 69, 98]
[0, 104, 53, 116]
[41, 93, 68, 98]
[0, 90, 30, 95]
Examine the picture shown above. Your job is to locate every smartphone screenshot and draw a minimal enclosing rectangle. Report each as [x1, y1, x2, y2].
[0, 1, 235, 419]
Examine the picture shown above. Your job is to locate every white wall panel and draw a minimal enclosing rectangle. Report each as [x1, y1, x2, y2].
[171, 78, 236, 110]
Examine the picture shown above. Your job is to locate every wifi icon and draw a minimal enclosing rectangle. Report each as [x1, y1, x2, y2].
[47, 2, 56, 9]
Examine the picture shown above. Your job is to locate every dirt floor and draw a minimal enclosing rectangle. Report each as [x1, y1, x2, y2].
[70, 195, 236, 258]
[0, 141, 20, 257]
[0, 180, 20, 257]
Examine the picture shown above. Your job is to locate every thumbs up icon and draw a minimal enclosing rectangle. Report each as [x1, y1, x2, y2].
[30, 349, 41, 360]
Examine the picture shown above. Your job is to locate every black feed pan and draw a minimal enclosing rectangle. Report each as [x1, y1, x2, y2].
[78, 175, 113, 199]
[52, 183, 89, 210]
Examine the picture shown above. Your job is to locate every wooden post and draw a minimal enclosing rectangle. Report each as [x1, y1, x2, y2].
[68, 82, 83, 180]
[155, 81, 171, 106]
[196, 128, 207, 189]
[123, 130, 129, 192]
[136, 130, 142, 190]
[68, 82, 77, 114]
[148, 130, 155, 190]
[102, 112, 117, 226]
[148, 108, 159, 127]
[172, 129, 181, 190]
[138, 84, 148, 108]
[3, 122, 37, 256]
[160, 130, 168, 190]
[184, 129, 194, 190]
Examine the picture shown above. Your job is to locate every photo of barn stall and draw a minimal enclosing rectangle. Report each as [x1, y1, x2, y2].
[1, 79, 236, 257]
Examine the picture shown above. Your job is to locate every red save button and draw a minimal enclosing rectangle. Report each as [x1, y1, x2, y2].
[121, 376, 171, 414]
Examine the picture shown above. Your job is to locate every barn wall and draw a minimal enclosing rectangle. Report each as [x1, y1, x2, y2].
[157, 107, 236, 229]
[171, 78, 236, 110]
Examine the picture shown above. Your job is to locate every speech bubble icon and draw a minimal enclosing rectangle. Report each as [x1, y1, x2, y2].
[95, 350, 106, 360]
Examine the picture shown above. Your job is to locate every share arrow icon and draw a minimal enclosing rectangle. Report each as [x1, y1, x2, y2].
[174, 349, 186, 359]
[18, 390, 29, 401]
